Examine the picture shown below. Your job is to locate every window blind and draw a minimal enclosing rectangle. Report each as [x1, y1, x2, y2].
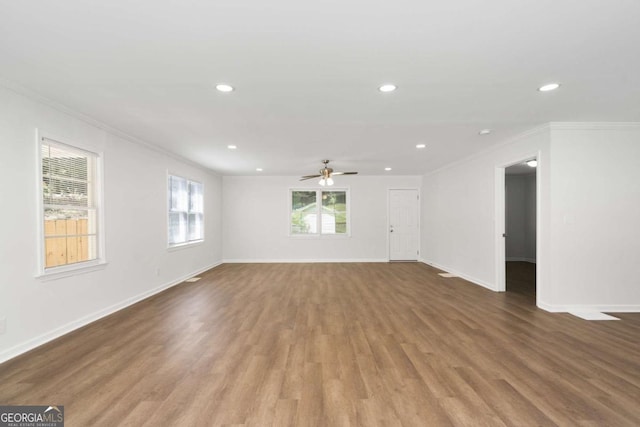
[41, 138, 98, 268]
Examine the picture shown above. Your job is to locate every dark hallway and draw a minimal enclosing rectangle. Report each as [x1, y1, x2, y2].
[506, 261, 536, 302]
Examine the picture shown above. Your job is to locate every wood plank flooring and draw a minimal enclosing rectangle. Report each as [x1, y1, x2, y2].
[506, 261, 536, 300]
[1, 263, 640, 426]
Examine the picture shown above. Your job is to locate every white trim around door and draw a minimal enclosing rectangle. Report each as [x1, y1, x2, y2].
[388, 188, 421, 261]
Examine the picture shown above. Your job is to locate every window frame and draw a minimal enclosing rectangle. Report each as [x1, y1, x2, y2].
[288, 188, 351, 238]
[35, 130, 106, 280]
[167, 173, 205, 249]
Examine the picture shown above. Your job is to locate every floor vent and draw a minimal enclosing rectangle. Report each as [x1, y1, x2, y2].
[569, 312, 620, 321]
[184, 277, 201, 283]
[438, 273, 458, 278]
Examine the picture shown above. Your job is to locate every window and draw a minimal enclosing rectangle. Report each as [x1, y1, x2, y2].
[40, 137, 102, 272]
[168, 175, 203, 246]
[290, 189, 349, 236]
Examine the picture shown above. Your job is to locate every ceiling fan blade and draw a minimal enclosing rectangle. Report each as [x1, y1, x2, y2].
[332, 171, 358, 176]
[300, 174, 321, 181]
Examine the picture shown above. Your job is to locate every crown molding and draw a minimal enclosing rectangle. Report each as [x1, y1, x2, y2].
[0, 77, 220, 176]
[422, 121, 640, 178]
[549, 122, 640, 130]
[423, 123, 551, 178]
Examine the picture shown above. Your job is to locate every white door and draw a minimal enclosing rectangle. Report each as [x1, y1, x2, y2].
[389, 189, 419, 261]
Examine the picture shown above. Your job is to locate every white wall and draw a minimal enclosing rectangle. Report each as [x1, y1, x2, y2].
[420, 126, 551, 296]
[421, 123, 640, 312]
[0, 86, 223, 362]
[223, 175, 421, 261]
[549, 125, 640, 309]
[505, 173, 536, 262]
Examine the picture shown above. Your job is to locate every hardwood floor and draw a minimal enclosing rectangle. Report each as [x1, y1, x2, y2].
[1, 263, 640, 426]
[506, 261, 536, 301]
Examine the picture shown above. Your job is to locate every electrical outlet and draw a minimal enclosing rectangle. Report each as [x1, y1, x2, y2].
[0, 317, 6, 335]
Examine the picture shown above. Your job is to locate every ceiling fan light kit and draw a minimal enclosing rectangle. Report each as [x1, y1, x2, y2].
[300, 160, 358, 186]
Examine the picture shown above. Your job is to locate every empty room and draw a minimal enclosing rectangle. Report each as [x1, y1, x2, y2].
[1, 1, 639, 426]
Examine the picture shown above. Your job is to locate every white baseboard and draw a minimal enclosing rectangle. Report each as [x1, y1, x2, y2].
[222, 258, 389, 263]
[418, 259, 498, 291]
[537, 301, 640, 313]
[0, 261, 222, 365]
[506, 257, 536, 263]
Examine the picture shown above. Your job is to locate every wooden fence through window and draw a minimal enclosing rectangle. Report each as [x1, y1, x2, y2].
[44, 219, 91, 268]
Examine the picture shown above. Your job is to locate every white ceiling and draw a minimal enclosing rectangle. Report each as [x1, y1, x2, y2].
[1, 0, 639, 176]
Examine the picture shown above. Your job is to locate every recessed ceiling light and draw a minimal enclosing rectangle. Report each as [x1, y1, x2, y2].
[479, 129, 491, 135]
[227, 145, 237, 149]
[384, 167, 392, 171]
[416, 144, 426, 149]
[216, 84, 234, 92]
[526, 160, 538, 167]
[538, 83, 560, 92]
[378, 84, 397, 93]
[256, 168, 263, 172]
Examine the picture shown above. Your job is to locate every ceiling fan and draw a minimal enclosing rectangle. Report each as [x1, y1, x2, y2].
[300, 160, 358, 186]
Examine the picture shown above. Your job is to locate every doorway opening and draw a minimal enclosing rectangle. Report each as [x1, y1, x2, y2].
[504, 159, 537, 302]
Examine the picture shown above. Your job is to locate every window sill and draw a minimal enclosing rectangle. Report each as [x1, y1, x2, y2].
[36, 260, 108, 282]
[167, 240, 204, 252]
